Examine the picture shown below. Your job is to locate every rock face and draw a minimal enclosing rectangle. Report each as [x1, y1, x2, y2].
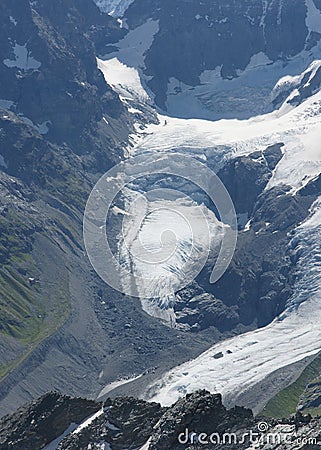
[0, 0, 127, 159]
[175, 143, 317, 332]
[1, 391, 320, 450]
[0, 0, 166, 418]
[0, 391, 252, 450]
[147, 391, 253, 450]
[114, 0, 321, 116]
[0, 392, 100, 450]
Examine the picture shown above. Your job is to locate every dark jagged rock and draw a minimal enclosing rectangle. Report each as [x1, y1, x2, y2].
[0, 0, 158, 416]
[148, 391, 253, 450]
[0, 0, 130, 163]
[3, 390, 319, 450]
[0, 391, 254, 450]
[0, 392, 100, 450]
[298, 173, 321, 197]
[57, 396, 164, 450]
[175, 292, 239, 333]
[195, 168, 316, 330]
[217, 144, 283, 216]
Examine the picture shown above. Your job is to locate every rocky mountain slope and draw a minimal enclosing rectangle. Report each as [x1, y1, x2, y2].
[0, 0, 192, 418]
[1, 390, 320, 450]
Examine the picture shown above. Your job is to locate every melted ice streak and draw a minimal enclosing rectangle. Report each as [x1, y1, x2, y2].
[143, 199, 321, 406]
[119, 193, 223, 325]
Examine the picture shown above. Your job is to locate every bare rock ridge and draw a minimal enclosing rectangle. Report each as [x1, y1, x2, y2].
[1, 391, 320, 450]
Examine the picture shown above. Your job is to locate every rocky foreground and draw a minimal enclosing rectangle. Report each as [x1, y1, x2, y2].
[0, 390, 320, 450]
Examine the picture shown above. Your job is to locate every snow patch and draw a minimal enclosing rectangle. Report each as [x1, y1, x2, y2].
[17, 114, 50, 135]
[164, 50, 321, 120]
[102, 19, 159, 69]
[117, 17, 128, 29]
[9, 16, 17, 26]
[305, 0, 321, 34]
[4, 43, 41, 71]
[94, 0, 134, 17]
[73, 408, 104, 435]
[128, 106, 143, 114]
[97, 57, 150, 102]
[37, 121, 50, 135]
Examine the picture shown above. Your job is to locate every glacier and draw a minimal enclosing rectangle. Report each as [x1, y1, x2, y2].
[97, 26, 321, 406]
[142, 197, 321, 408]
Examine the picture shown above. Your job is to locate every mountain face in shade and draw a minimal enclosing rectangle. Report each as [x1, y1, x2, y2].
[108, 0, 321, 118]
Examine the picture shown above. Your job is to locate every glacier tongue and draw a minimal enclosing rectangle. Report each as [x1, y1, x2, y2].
[119, 193, 223, 325]
[142, 198, 321, 406]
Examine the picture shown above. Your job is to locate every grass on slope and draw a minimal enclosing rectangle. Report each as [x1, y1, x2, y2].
[262, 352, 321, 418]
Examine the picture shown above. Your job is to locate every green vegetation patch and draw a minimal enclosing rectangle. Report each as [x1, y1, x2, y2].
[262, 352, 321, 418]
